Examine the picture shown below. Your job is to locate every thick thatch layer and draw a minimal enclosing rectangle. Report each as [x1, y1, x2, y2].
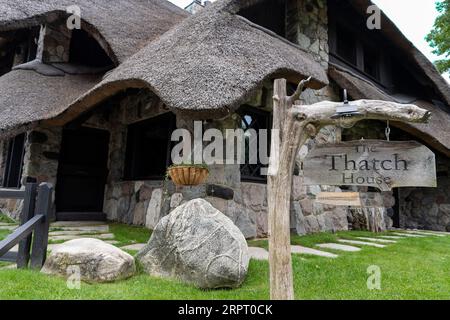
[46, 0, 329, 124]
[0, 69, 100, 138]
[348, 0, 450, 106]
[0, 0, 188, 64]
[330, 66, 450, 156]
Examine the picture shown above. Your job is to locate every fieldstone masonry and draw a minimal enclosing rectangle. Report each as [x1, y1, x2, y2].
[399, 156, 450, 232]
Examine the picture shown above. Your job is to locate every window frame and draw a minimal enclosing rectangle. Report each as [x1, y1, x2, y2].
[123, 113, 176, 181]
[237, 105, 272, 184]
[2, 133, 26, 189]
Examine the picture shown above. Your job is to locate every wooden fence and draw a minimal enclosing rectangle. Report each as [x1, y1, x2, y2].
[0, 183, 53, 269]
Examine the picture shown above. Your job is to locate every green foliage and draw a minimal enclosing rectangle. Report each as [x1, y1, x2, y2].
[0, 213, 16, 224]
[426, 0, 450, 73]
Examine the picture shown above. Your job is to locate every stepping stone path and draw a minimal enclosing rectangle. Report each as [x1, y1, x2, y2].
[49, 233, 115, 242]
[356, 237, 397, 244]
[391, 232, 425, 238]
[338, 239, 385, 248]
[379, 235, 405, 240]
[47, 221, 118, 246]
[291, 245, 338, 258]
[404, 230, 445, 237]
[316, 243, 361, 252]
[0, 225, 17, 231]
[248, 247, 269, 260]
[120, 243, 146, 251]
[247, 245, 339, 260]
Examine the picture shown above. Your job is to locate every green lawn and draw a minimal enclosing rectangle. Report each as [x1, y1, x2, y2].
[1, 225, 449, 300]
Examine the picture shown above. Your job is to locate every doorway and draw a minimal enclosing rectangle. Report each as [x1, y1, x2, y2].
[55, 127, 110, 221]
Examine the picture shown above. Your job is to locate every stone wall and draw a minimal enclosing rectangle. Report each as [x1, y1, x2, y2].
[287, 0, 329, 68]
[0, 126, 62, 220]
[399, 155, 450, 231]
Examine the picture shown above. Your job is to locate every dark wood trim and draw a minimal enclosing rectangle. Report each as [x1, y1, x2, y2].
[0, 188, 26, 199]
[0, 214, 43, 257]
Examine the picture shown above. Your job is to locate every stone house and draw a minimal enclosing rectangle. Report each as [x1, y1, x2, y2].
[0, 0, 449, 237]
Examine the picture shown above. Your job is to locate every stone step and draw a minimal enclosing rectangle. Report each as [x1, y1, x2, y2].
[338, 239, 385, 248]
[378, 235, 405, 240]
[49, 230, 107, 236]
[50, 221, 107, 228]
[291, 245, 338, 258]
[391, 232, 426, 238]
[248, 247, 269, 260]
[50, 225, 109, 233]
[404, 230, 446, 237]
[0, 264, 17, 270]
[356, 237, 397, 244]
[120, 243, 146, 251]
[0, 222, 17, 226]
[0, 225, 17, 231]
[316, 243, 361, 252]
[49, 234, 115, 242]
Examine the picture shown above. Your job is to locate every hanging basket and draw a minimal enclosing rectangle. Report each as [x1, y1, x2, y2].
[167, 165, 209, 186]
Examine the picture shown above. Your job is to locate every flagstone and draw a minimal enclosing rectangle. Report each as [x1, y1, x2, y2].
[49, 230, 107, 236]
[120, 243, 146, 251]
[391, 232, 425, 238]
[0, 225, 17, 231]
[379, 235, 405, 240]
[248, 247, 269, 260]
[50, 221, 107, 228]
[356, 237, 397, 244]
[50, 225, 109, 233]
[316, 243, 361, 252]
[404, 230, 445, 237]
[338, 239, 385, 248]
[49, 234, 115, 241]
[291, 245, 338, 258]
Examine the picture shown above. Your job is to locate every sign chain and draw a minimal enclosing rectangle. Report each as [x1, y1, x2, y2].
[385, 120, 391, 141]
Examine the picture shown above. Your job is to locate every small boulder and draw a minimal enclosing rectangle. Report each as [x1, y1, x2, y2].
[41, 238, 135, 282]
[137, 198, 249, 289]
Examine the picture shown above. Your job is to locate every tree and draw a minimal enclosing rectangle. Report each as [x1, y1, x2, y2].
[267, 78, 431, 300]
[426, 0, 450, 74]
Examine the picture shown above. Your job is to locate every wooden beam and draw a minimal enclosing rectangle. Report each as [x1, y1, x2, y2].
[0, 188, 25, 199]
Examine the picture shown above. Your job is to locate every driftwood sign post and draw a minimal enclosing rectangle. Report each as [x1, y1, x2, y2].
[267, 78, 431, 300]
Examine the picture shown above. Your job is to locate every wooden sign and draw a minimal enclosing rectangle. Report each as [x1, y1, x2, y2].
[316, 192, 361, 206]
[303, 140, 436, 191]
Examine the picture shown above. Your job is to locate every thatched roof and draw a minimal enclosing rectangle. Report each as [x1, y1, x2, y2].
[330, 65, 450, 156]
[348, 0, 450, 106]
[0, 0, 188, 64]
[46, 0, 329, 124]
[0, 69, 100, 138]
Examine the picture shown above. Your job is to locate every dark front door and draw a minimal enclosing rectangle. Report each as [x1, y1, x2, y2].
[56, 127, 110, 220]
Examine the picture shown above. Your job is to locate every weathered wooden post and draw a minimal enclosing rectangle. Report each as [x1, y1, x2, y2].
[267, 78, 431, 300]
[30, 183, 53, 270]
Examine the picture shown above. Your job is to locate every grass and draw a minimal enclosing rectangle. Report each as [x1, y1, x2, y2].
[0, 213, 16, 224]
[1, 226, 449, 300]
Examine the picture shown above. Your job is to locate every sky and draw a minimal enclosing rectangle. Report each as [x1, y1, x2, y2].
[168, 0, 449, 82]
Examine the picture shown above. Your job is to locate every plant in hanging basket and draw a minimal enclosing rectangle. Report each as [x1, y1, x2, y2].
[166, 163, 209, 186]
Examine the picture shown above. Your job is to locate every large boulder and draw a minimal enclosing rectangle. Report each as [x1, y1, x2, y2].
[137, 198, 249, 289]
[41, 238, 136, 282]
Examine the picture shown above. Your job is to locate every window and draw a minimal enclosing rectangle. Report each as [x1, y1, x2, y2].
[2, 133, 26, 188]
[335, 24, 357, 66]
[238, 0, 286, 37]
[363, 45, 380, 80]
[69, 29, 113, 67]
[124, 113, 176, 180]
[237, 106, 271, 183]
